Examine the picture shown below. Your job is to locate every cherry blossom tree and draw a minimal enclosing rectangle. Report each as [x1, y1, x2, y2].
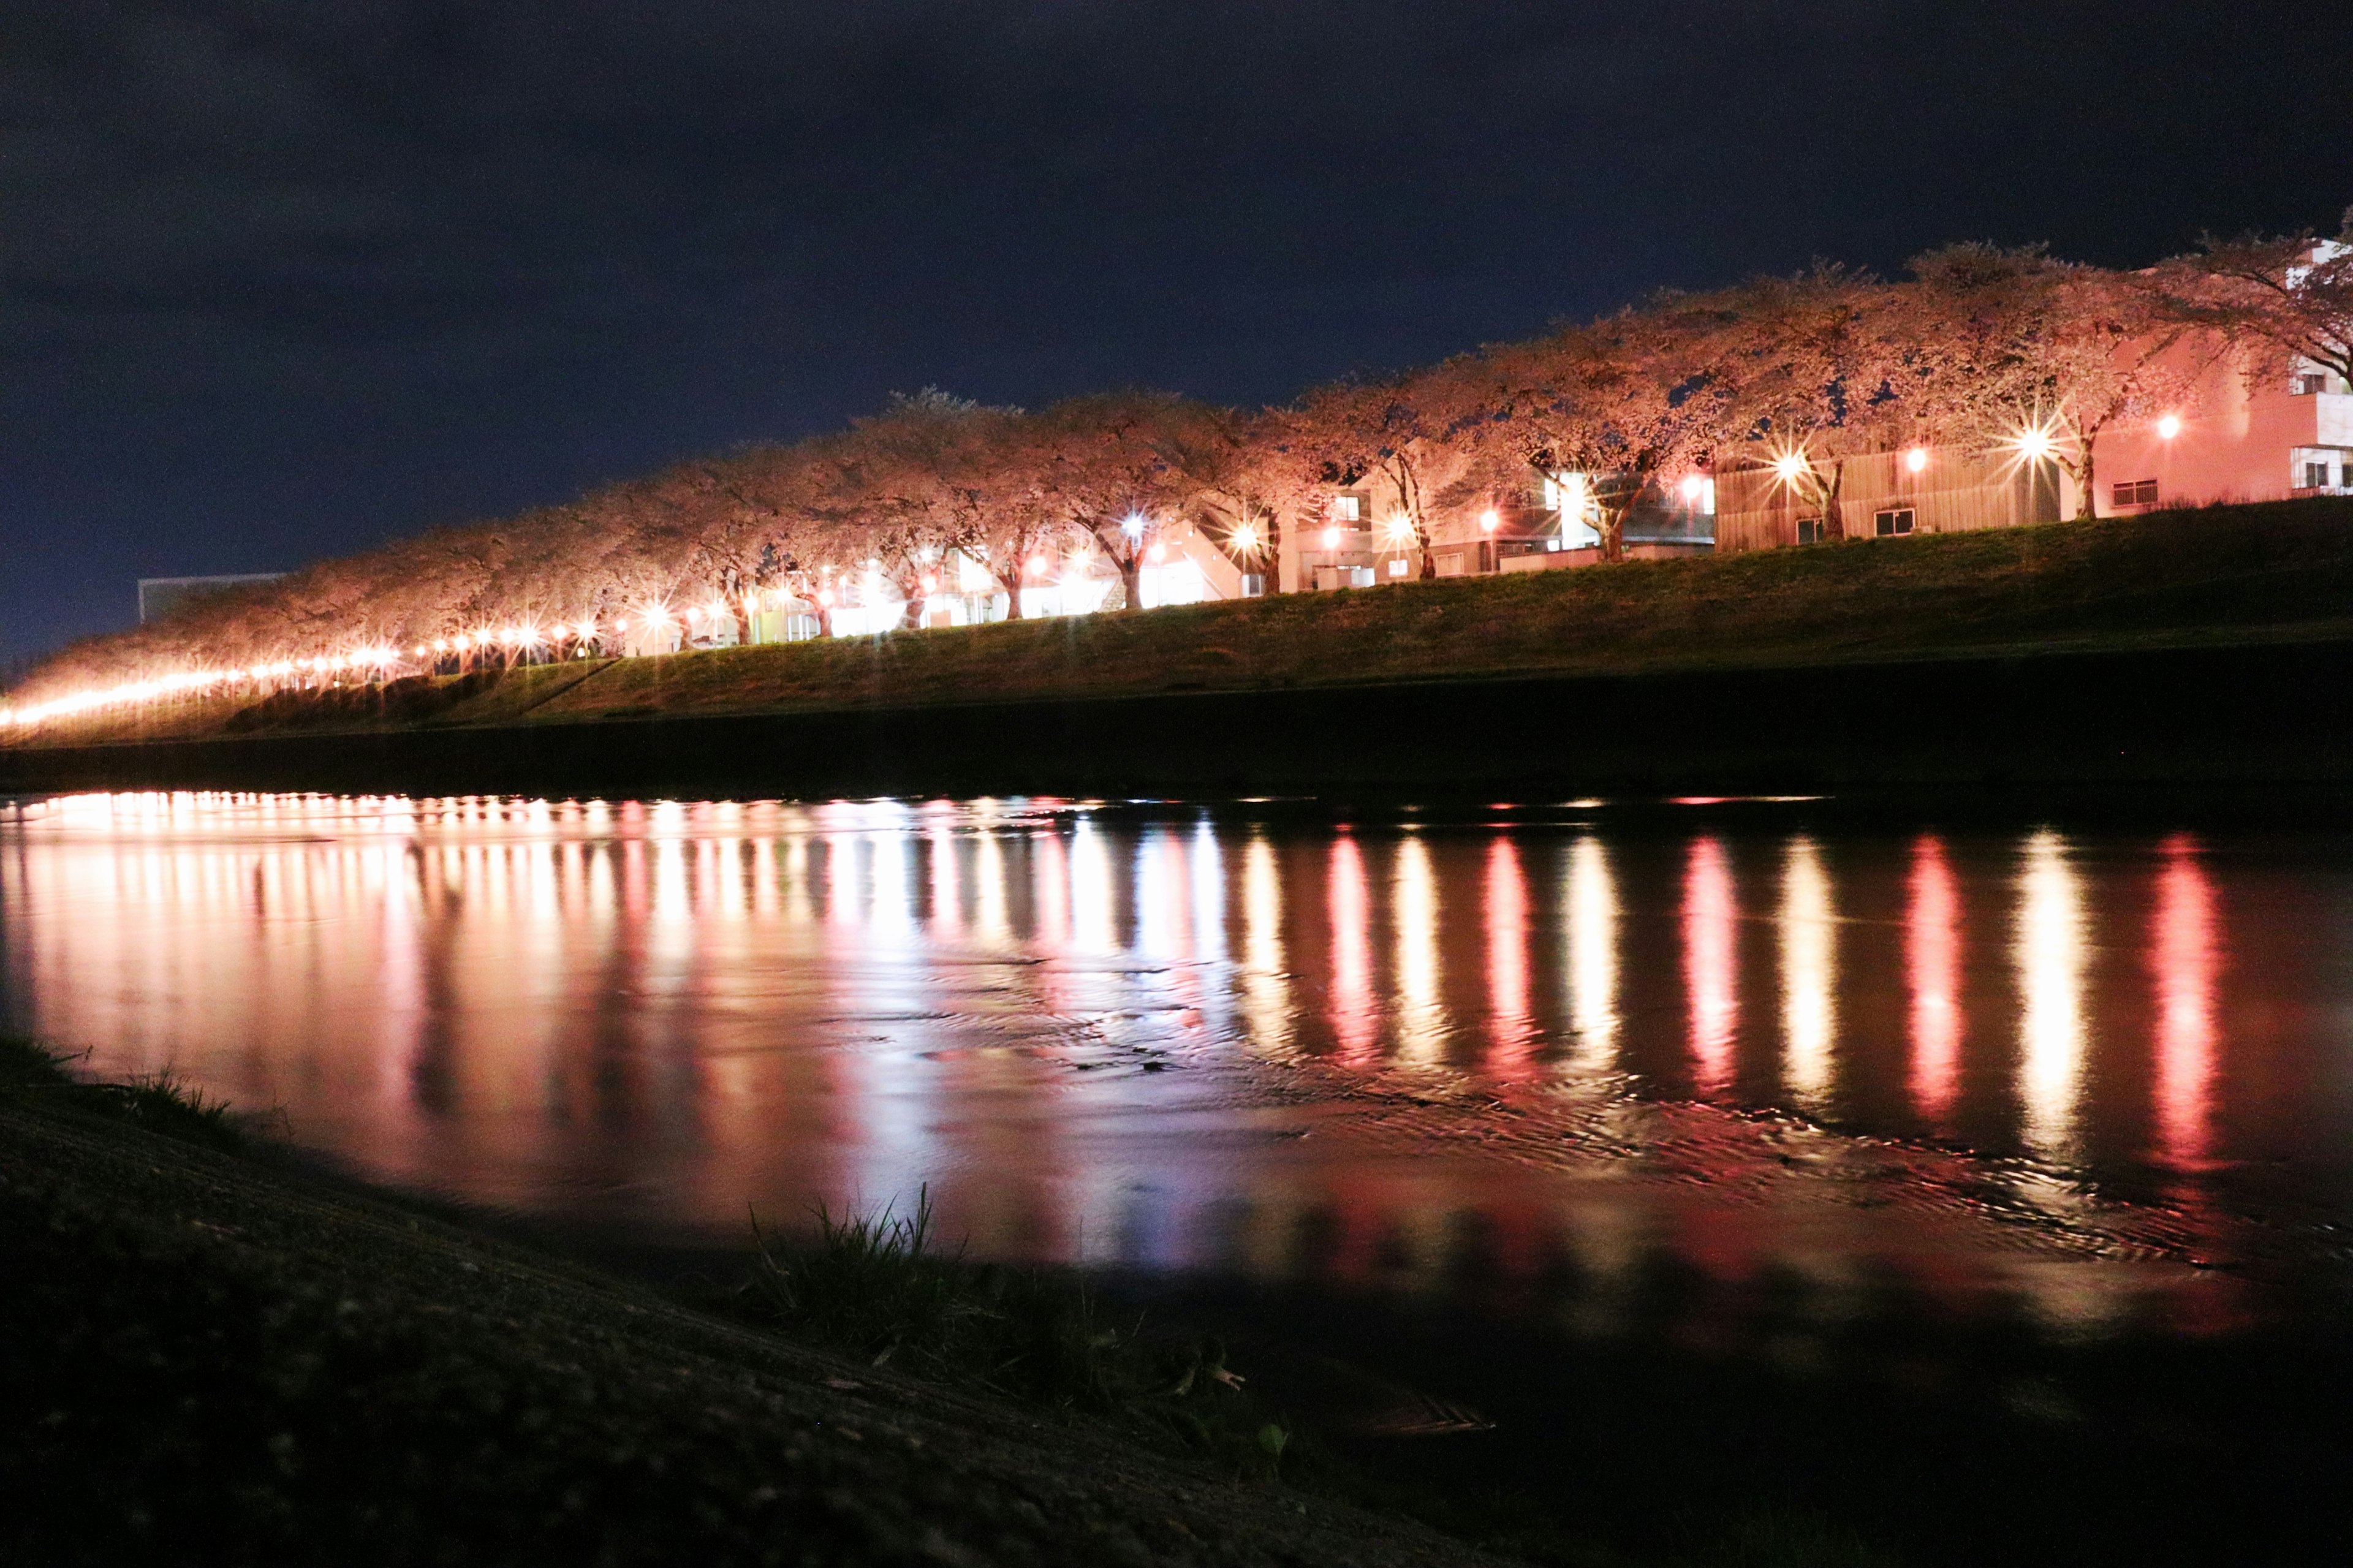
[1462, 300, 1746, 561]
[1701, 265, 1930, 540]
[1909, 244, 2204, 518]
[1282, 372, 1476, 580]
[2154, 211, 2353, 392]
[1027, 392, 1218, 612]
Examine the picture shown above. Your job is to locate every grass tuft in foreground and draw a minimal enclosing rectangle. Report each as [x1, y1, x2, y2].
[0, 1034, 247, 1153]
[743, 1187, 1292, 1478]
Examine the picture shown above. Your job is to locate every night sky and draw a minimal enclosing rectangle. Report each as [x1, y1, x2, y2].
[6, 1, 2348, 665]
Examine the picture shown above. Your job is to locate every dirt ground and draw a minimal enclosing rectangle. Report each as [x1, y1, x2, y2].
[0, 1100, 1502, 1567]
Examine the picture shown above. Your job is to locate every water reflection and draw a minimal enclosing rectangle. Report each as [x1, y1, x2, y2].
[1328, 833, 1377, 1062]
[1392, 835, 1444, 1065]
[1906, 835, 1964, 1127]
[1779, 836, 1837, 1111]
[1684, 836, 1738, 1095]
[1564, 836, 1618, 1072]
[2151, 834, 2218, 1172]
[4, 793, 2348, 1339]
[2016, 831, 2089, 1161]
[1483, 838, 1536, 1077]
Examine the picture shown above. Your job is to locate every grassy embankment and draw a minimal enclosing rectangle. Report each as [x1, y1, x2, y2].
[0, 1039, 1906, 1567]
[22, 498, 2353, 748]
[0, 1036, 1475, 1566]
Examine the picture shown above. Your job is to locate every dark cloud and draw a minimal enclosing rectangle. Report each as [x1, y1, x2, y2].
[4, 0, 2349, 662]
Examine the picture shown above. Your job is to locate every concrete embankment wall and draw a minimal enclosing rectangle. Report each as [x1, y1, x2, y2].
[4, 638, 2346, 801]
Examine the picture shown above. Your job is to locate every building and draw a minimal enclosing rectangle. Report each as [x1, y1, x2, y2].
[136, 573, 286, 624]
[1714, 446, 2063, 552]
[1717, 322, 2353, 554]
[1288, 472, 1716, 589]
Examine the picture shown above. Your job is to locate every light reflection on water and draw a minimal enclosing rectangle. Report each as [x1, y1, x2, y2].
[8, 790, 2353, 1339]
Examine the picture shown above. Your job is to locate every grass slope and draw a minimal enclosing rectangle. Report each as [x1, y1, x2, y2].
[20, 498, 2353, 748]
[0, 1041, 1502, 1568]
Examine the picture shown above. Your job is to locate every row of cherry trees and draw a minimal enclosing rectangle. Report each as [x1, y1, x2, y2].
[21, 216, 2352, 702]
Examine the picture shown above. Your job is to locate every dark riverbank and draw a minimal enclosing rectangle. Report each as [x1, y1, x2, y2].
[0, 1074, 1502, 1567]
[6, 630, 2351, 798]
[10, 499, 2353, 797]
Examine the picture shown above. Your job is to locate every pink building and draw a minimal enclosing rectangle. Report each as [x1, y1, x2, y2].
[1718, 327, 2353, 554]
[2091, 351, 2352, 515]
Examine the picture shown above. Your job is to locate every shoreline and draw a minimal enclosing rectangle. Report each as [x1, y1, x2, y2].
[0, 1077, 1505, 1567]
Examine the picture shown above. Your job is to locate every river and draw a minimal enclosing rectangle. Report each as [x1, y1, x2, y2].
[19, 789, 2353, 1560]
[10, 789, 2353, 1335]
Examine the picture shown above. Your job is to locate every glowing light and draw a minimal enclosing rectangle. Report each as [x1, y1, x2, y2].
[817, 589, 836, 607]
[1565, 837, 1619, 1070]
[2011, 420, 2059, 465]
[1145, 544, 1165, 564]
[2151, 833, 2216, 1170]
[1770, 448, 1811, 486]
[1382, 514, 1417, 548]
[1226, 524, 1260, 557]
[1322, 525, 1342, 549]
[454, 634, 473, 651]
[1479, 509, 1501, 532]
[1327, 833, 1376, 1062]
[1026, 554, 1050, 575]
[2016, 830, 2088, 1160]
[922, 574, 940, 593]
[1906, 835, 1963, 1125]
[1392, 835, 1442, 1064]
[1121, 512, 1146, 538]
[1905, 447, 1930, 473]
[1485, 837, 1535, 1076]
[1680, 473, 1707, 500]
[2157, 414, 2183, 440]
[1684, 836, 1737, 1094]
[1779, 835, 1836, 1111]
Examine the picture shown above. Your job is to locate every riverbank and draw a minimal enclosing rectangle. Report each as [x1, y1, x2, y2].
[7, 500, 2353, 797]
[0, 1046, 1509, 1568]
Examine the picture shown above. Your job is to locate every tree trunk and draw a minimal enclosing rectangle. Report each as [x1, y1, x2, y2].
[2073, 437, 2098, 520]
[1265, 513, 1284, 593]
[1600, 510, 1626, 564]
[998, 574, 1025, 620]
[1822, 460, 1848, 542]
[1414, 514, 1438, 581]
[1118, 556, 1143, 612]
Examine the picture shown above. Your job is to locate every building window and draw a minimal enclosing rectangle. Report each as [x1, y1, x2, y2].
[1387, 558, 1408, 577]
[1796, 518, 1824, 545]
[1332, 494, 1362, 522]
[2308, 461, 2335, 490]
[2112, 479, 2159, 509]
[1873, 508, 1915, 537]
[2294, 373, 2328, 395]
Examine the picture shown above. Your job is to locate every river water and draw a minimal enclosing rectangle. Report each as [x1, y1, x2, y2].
[15, 788, 2353, 1561]
[9, 789, 2353, 1338]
